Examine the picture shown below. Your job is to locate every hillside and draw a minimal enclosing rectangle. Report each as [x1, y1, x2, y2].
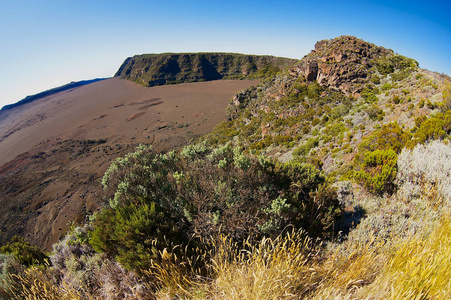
[0, 79, 106, 112]
[0, 78, 258, 249]
[205, 36, 449, 176]
[1, 36, 451, 299]
[115, 52, 297, 86]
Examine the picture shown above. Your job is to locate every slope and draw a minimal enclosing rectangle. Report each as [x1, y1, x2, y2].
[0, 78, 258, 249]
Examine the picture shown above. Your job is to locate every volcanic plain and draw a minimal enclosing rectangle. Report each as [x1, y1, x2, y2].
[0, 78, 258, 249]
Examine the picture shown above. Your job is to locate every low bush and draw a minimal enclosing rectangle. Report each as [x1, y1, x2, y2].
[408, 110, 451, 146]
[397, 140, 451, 200]
[90, 144, 343, 272]
[355, 149, 398, 195]
[357, 122, 411, 155]
[0, 236, 47, 267]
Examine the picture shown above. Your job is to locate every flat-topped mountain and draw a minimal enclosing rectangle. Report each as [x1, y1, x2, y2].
[115, 52, 298, 86]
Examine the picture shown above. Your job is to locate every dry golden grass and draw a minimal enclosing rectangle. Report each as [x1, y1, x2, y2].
[203, 231, 320, 300]
[367, 217, 451, 299]
[1, 267, 83, 300]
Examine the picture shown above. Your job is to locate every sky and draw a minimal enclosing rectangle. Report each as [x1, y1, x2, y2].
[1, 0, 450, 108]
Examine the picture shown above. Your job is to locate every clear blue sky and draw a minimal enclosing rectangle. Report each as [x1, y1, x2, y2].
[1, 0, 450, 108]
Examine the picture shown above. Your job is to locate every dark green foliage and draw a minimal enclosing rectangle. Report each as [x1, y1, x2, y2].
[365, 104, 385, 121]
[90, 144, 342, 271]
[355, 149, 398, 195]
[381, 83, 393, 91]
[360, 87, 378, 103]
[293, 138, 319, 160]
[375, 58, 395, 75]
[370, 74, 381, 84]
[307, 82, 323, 99]
[354, 123, 411, 195]
[375, 54, 418, 76]
[426, 100, 436, 110]
[0, 236, 47, 267]
[322, 122, 348, 143]
[358, 122, 411, 155]
[418, 99, 425, 108]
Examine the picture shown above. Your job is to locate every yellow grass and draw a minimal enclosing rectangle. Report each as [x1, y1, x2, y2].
[207, 230, 319, 300]
[2, 267, 83, 300]
[372, 217, 451, 299]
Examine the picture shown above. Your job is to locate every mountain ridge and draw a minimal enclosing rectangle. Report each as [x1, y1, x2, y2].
[1, 78, 107, 112]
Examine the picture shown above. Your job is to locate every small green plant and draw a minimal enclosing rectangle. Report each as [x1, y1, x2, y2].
[355, 149, 398, 195]
[365, 104, 385, 121]
[418, 98, 425, 108]
[0, 236, 47, 267]
[381, 83, 393, 91]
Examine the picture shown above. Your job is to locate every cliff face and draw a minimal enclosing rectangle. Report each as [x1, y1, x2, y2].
[115, 53, 298, 86]
[293, 35, 417, 96]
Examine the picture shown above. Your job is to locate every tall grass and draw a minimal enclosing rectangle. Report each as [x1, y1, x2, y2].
[207, 230, 319, 300]
[369, 217, 451, 299]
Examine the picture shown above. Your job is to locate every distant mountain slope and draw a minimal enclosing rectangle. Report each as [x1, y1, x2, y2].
[1, 78, 106, 111]
[115, 53, 297, 86]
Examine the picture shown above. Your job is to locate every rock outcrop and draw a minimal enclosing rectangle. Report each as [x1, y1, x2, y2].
[294, 36, 393, 96]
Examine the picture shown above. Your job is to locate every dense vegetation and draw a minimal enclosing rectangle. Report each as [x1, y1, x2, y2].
[90, 144, 341, 271]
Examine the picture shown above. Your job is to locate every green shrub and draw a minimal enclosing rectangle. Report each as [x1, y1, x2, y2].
[381, 83, 393, 91]
[355, 149, 398, 195]
[376, 58, 394, 75]
[360, 87, 378, 103]
[358, 122, 411, 155]
[370, 75, 381, 84]
[307, 82, 323, 99]
[90, 145, 343, 272]
[418, 99, 425, 108]
[364, 104, 385, 121]
[0, 236, 47, 267]
[293, 138, 319, 159]
[426, 100, 436, 109]
[408, 110, 451, 146]
[375, 55, 417, 76]
[354, 123, 410, 195]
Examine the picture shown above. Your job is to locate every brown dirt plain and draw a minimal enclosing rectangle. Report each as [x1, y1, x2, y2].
[0, 78, 258, 250]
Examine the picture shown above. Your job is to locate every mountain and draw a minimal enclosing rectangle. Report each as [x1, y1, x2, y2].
[1, 36, 451, 299]
[115, 52, 297, 86]
[0, 78, 106, 111]
[204, 36, 449, 176]
[0, 38, 450, 249]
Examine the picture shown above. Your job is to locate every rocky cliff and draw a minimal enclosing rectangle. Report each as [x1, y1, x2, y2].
[115, 53, 297, 86]
[293, 35, 418, 97]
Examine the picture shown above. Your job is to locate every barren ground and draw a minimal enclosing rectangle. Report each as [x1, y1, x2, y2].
[0, 78, 258, 250]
